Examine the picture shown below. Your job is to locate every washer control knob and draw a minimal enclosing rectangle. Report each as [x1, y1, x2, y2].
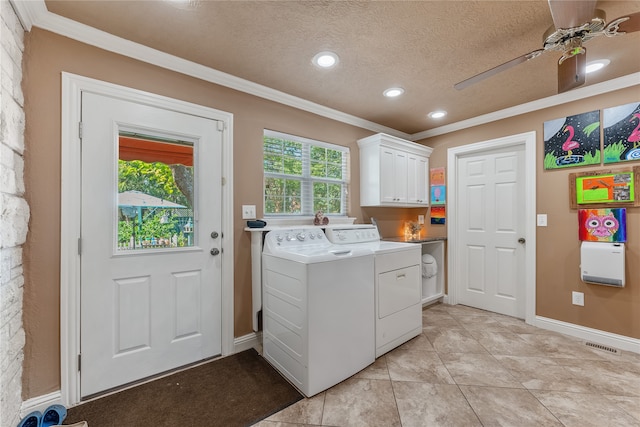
[276, 234, 283, 242]
[296, 232, 306, 241]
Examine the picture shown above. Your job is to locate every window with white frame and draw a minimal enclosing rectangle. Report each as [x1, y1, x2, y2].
[263, 130, 349, 216]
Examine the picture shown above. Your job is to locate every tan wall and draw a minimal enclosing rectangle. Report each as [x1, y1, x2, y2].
[22, 27, 639, 399]
[417, 86, 640, 340]
[21, 29, 379, 398]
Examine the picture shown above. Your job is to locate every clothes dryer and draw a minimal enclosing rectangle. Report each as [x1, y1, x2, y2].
[325, 225, 422, 357]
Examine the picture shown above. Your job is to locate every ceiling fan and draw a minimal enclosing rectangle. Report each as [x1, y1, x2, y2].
[454, 0, 640, 93]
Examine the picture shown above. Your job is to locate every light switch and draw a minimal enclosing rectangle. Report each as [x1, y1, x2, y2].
[537, 214, 547, 227]
[418, 215, 425, 224]
[242, 205, 256, 219]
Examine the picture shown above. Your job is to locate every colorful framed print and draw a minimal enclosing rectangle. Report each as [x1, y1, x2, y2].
[603, 102, 640, 163]
[430, 167, 445, 186]
[578, 208, 626, 242]
[569, 166, 640, 209]
[575, 172, 634, 205]
[430, 206, 445, 224]
[430, 185, 446, 205]
[544, 110, 600, 169]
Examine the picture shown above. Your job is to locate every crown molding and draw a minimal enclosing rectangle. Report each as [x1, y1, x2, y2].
[9, 0, 47, 31]
[13, 1, 638, 142]
[18, 0, 412, 140]
[412, 73, 640, 141]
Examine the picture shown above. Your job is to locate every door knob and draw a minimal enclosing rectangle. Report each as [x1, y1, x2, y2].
[211, 231, 219, 239]
[518, 238, 526, 244]
[210, 248, 220, 256]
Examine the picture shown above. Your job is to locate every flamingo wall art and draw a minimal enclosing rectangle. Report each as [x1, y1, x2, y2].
[603, 102, 640, 164]
[544, 110, 600, 169]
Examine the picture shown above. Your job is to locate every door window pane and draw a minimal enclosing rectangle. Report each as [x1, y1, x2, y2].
[117, 133, 194, 251]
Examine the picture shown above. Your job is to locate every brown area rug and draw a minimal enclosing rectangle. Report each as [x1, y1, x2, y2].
[64, 349, 302, 427]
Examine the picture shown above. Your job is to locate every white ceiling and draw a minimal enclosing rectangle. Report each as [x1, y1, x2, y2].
[25, 1, 640, 136]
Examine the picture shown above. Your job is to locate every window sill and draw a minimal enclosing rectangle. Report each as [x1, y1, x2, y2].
[245, 216, 356, 231]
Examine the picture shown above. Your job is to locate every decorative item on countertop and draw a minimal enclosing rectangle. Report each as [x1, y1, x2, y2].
[247, 219, 267, 228]
[405, 221, 422, 240]
[313, 210, 329, 226]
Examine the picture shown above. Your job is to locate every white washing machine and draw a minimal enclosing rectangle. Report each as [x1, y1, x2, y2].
[325, 225, 422, 357]
[262, 228, 375, 397]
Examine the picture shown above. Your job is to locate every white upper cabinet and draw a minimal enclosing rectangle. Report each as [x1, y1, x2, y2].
[358, 133, 433, 207]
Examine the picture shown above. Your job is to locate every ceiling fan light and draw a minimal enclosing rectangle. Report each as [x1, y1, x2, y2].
[383, 87, 404, 98]
[585, 59, 610, 74]
[312, 51, 339, 68]
[428, 111, 447, 119]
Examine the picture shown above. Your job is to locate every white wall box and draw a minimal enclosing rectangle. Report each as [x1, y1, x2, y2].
[358, 133, 433, 207]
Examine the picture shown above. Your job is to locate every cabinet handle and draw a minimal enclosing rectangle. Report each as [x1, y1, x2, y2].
[396, 273, 406, 279]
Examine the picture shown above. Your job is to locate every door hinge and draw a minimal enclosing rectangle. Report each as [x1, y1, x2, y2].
[78, 354, 81, 372]
[79, 122, 83, 139]
[78, 238, 82, 255]
[221, 177, 226, 186]
[217, 121, 225, 132]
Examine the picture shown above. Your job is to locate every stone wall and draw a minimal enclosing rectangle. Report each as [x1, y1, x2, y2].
[1, 1, 28, 426]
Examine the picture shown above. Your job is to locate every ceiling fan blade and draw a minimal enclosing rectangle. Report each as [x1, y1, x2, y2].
[548, 0, 597, 29]
[605, 11, 640, 35]
[558, 49, 586, 93]
[454, 49, 544, 90]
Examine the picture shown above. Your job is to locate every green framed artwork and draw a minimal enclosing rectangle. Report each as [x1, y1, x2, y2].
[569, 166, 640, 209]
[544, 110, 600, 170]
[603, 102, 640, 163]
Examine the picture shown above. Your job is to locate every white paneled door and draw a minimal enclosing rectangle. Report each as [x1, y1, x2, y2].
[457, 145, 526, 318]
[80, 93, 222, 397]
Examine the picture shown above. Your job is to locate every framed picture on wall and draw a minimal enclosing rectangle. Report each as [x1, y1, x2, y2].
[544, 110, 600, 169]
[603, 102, 640, 164]
[569, 166, 640, 209]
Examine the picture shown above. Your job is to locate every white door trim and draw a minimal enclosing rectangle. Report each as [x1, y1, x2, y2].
[60, 72, 235, 406]
[446, 131, 536, 324]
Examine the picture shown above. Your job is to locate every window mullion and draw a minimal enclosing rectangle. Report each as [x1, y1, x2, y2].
[302, 143, 312, 215]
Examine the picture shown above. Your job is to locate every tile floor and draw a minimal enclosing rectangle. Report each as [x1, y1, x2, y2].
[253, 303, 640, 427]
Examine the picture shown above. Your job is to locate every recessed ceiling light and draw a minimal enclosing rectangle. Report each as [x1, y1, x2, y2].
[428, 111, 447, 119]
[585, 59, 610, 74]
[383, 87, 405, 98]
[312, 51, 339, 68]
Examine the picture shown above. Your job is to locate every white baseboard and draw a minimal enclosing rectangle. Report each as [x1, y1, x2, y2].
[535, 316, 640, 354]
[20, 390, 62, 418]
[234, 331, 260, 353]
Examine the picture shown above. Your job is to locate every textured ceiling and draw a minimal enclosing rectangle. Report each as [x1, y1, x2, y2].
[44, 0, 640, 134]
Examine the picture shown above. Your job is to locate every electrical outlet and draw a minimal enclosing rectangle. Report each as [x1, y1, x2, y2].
[572, 291, 584, 306]
[418, 215, 425, 225]
[242, 205, 256, 220]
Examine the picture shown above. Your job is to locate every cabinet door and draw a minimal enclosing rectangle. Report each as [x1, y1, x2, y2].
[407, 154, 429, 205]
[416, 155, 429, 204]
[407, 154, 419, 204]
[379, 147, 397, 203]
[393, 150, 408, 203]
